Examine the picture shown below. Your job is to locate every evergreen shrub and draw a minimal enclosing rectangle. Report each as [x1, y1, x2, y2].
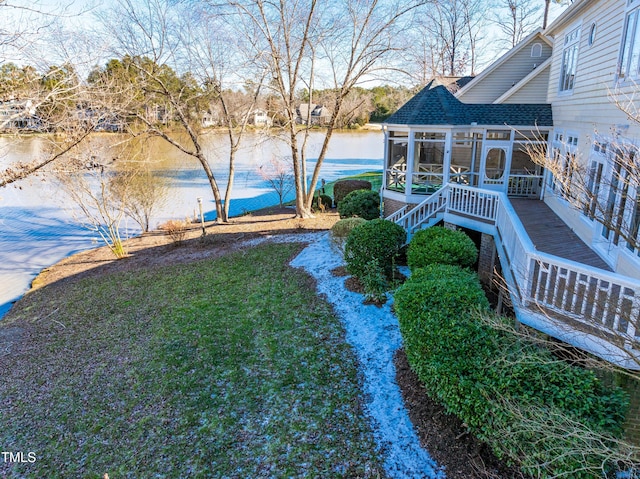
[394, 264, 629, 478]
[330, 218, 367, 254]
[338, 189, 380, 220]
[344, 219, 406, 279]
[360, 259, 388, 304]
[407, 226, 477, 270]
[333, 179, 372, 206]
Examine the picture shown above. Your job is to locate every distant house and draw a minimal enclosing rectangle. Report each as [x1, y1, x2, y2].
[383, 5, 640, 370]
[0, 100, 39, 131]
[202, 110, 220, 128]
[250, 108, 272, 127]
[296, 103, 331, 126]
[145, 104, 172, 125]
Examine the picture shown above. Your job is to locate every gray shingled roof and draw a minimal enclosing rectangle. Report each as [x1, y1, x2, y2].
[385, 82, 553, 127]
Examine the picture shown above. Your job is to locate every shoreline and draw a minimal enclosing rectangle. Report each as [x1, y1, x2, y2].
[20, 206, 341, 306]
[17, 168, 383, 309]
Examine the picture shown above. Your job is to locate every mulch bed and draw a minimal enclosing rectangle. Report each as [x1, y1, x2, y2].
[395, 349, 526, 479]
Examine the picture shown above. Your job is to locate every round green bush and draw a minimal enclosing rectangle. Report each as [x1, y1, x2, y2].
[407, 226, 478, 271]
[344, 219, 406, 279]
[330, 217, 368, 254]
[333, 179, 372, 206]
[338, 189, 380, 220]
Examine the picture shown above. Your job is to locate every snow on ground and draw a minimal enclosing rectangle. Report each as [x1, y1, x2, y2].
[247, 232, 444, 479]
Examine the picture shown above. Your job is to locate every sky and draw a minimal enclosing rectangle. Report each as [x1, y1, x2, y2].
[0, 0, 570, 85]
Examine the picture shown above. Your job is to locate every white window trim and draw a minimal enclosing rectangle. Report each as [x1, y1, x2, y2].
[531, 43, 543, 58]
[559, 24, 582, 94]
[617, 0, 640, 84]
[548, 129, 579, 200]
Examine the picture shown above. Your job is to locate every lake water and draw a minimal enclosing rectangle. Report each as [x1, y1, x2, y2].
[0, 130, 383, 319]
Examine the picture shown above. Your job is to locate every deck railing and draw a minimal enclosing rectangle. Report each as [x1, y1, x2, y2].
[389, 183, 640, 365]
[507, 174, 543, 197]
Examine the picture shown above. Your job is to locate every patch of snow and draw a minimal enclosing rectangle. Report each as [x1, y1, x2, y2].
[272, 232, 445, 479]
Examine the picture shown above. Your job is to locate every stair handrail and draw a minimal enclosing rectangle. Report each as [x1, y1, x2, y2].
[390, 185, 450, 236]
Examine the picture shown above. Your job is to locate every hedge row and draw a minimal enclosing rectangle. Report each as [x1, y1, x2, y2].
[395, 231, 629, 478]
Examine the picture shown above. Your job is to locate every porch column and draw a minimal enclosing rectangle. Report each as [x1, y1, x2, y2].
[404, 129, 415, 197]
[443, 131, 453, 184]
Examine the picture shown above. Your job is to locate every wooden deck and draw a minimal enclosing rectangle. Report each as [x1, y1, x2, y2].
[510, 199, 612, 272]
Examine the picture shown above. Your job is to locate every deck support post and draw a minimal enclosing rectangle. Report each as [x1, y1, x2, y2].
[478, 233, 496, 287]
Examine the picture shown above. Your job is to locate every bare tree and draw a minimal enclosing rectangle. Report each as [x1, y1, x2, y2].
[98, 0, 264, 223]
[420, 0, 472, 76]
[227, 0, 423, 218]
[55, 143, 131, 259]
[258, 154, 294, 208]
[108, 141, 169, 232]
[493, 0, 542, 49]
[0, 64, 101, 188]
[461, 0, 489, 76]
[0, 2, 110, 188]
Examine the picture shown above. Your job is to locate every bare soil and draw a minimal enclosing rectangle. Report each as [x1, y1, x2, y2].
[22, 205, 523, 477]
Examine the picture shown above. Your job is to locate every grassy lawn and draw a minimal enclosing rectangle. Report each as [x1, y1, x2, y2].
[0, 243, 385, 478]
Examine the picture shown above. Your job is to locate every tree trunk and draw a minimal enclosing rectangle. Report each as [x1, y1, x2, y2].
[197, 152, 226, 223]
[543, 0, 551, 29]
[223, 145, 237, 223]
[290, 128, 314, 218]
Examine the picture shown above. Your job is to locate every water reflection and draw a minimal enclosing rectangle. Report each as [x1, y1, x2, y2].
[0, 130, 383, 319]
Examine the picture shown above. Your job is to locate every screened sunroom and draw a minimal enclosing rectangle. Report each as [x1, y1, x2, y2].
[382, 82, 553, 214]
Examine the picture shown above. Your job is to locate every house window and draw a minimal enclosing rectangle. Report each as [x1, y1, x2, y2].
[583, 160, 604, 220]
[560, 153, 577, 200]
[588, 23, 597, 46]
[627, 195, 640, 254]
[531, 43, 543, 58]
[560, 26, 580, 92]
[618, 3, 640, 81]
[602, 150, 632, 245]
[549, 147, 562, 190]
[548, 131, 578, 199]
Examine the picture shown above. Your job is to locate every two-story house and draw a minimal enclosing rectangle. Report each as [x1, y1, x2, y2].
[382, 0, 640, 369]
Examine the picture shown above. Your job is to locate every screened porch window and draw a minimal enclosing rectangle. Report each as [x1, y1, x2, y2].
[508, 140, 545, 197]
[412, 132, 445, 194]
[450, 132, 482, 186]
[386, 137, 408, 192]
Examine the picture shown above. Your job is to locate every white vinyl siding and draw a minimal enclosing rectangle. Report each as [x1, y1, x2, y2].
[548, 0, 638, 132]
[502, 66, 551, 103]
[457, 36, 552, 104]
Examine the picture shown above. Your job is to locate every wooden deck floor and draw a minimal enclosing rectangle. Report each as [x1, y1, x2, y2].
[510, 199, 612, 272]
